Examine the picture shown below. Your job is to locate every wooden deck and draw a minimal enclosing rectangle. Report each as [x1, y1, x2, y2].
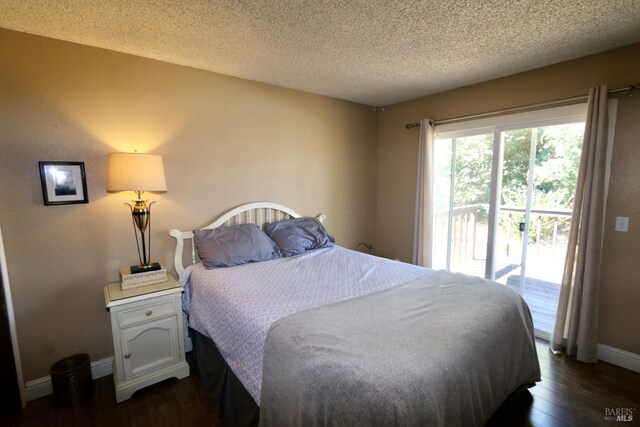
[454, 260, 561, 334]
[504, 274, 560, 333]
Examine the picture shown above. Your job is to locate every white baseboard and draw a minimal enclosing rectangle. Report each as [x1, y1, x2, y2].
[598, 344, 640, 373]
[24, 376, 52, 402]
[24, 357, 113, 402]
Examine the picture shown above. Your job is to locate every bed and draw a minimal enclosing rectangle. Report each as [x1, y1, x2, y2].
[169, 202, 540, 427]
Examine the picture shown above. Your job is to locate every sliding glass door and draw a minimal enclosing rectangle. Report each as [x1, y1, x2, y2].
[432, 105, 587, 336]
[432, 134, 493, 274]
[493, 123, 584, 334]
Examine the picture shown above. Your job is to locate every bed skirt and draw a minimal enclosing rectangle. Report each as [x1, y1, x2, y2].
[191, 328, 259, 427]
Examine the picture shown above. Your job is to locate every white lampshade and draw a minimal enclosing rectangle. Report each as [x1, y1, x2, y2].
[107, 153, 167, 192]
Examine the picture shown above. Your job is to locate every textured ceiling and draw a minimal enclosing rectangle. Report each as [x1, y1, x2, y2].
[1, 1, 640, 106]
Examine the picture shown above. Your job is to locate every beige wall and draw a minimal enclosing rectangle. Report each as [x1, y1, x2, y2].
[376, 43, 640, 355]
[0, 28, 377, 381]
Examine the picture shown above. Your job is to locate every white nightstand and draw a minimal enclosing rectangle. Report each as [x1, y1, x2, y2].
[104, 276, 190, 402]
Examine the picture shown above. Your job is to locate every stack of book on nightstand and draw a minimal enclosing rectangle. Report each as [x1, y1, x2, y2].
[119, 264, 168, 290]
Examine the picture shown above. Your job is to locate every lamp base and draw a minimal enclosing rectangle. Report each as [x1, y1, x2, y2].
[130, 262, 162, 274]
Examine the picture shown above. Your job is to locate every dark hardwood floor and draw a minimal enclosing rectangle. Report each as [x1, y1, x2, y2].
[488, 340, 640, 426]
[1, 354, 220, 427]
[3, 339, 639, 426]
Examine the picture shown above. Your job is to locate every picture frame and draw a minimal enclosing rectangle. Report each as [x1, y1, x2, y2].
[39, 161, 89, 205]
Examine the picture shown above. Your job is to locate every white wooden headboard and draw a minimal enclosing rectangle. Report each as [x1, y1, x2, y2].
[169, 202, 326, 277]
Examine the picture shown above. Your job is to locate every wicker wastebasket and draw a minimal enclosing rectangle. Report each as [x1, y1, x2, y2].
[50, 353, 93, 407]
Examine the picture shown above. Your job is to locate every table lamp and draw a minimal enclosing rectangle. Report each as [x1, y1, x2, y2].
[107, 152, 167, 273]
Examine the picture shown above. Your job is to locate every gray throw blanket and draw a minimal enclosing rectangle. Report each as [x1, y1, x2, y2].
[260, 270, 540, 426]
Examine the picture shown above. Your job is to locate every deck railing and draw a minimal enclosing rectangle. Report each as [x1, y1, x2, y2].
[499, 205, 573, 259]
[435, 204, 573, 268]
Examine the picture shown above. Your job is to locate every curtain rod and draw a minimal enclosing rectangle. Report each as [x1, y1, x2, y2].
[404, 83, 640, 129]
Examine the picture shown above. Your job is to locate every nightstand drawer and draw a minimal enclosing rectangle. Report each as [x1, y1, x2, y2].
[117, 300, 176, 328]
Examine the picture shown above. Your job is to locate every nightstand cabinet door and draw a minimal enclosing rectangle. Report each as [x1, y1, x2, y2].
[121, 315, 179, 380]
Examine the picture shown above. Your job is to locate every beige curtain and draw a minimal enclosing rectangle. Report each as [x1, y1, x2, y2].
[413, 119, 434, 267]
[551, 86, 609, 363]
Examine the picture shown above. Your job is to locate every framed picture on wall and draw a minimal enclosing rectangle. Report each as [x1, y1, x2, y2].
[39, 161, 89, 205]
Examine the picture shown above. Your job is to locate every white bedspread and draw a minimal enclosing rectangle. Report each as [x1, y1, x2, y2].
[184, 246, 429, 404]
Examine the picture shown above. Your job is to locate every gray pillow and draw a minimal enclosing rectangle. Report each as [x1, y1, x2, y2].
[264, 217, 335, 257]
[193, 223, 281, 268]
